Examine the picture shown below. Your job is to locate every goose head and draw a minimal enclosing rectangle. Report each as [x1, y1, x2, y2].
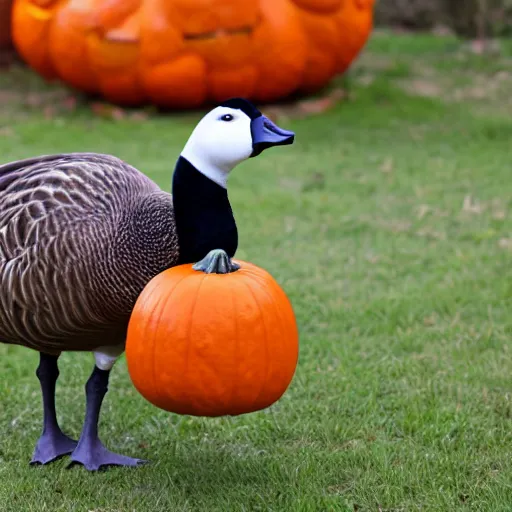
[180, 97, 295, 188]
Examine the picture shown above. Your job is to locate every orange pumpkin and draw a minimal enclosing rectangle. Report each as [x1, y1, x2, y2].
[291, 0, 375, 93]
[332, 0, 376, 76]
[125, 249, 299, 417]
[11, 0, 374, 107]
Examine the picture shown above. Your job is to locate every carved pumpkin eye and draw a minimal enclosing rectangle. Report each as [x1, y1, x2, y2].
[220, 114, 234, 122]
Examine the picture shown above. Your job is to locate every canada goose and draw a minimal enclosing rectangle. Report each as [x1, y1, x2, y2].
[0, 97, 295, 471]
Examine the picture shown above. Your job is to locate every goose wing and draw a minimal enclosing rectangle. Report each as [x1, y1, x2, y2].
[0, 152, 158, 260]
[0, 152, 161, 350]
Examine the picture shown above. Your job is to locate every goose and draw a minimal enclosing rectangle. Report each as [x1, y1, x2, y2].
[0, 97, 295, 471]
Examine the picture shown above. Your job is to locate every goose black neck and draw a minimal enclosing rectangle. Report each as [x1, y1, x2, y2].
[172, 156, 238, 265]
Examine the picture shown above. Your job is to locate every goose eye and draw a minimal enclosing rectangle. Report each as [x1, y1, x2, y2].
[220, 114, 234, 122]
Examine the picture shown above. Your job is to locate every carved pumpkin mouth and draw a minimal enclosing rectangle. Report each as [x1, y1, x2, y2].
[184, 24, 255, 41]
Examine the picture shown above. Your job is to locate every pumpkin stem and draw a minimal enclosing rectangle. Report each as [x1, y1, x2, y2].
[193, 249, 240, 274]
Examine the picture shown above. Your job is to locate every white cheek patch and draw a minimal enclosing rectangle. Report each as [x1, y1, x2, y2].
[94, 344, 125, 371]
[180, 107, 253, 188]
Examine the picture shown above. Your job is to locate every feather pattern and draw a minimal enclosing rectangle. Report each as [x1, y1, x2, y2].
[0, 152, 179, 353]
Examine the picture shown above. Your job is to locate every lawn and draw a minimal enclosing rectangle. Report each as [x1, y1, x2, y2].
[0, 30, 511, 511]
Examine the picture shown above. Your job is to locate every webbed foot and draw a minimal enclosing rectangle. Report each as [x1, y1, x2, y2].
[30, 429, 77, 465]
[68, 438, 146, 471]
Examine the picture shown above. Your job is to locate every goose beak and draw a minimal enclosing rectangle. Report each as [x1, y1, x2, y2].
[250, 115, 295, 157]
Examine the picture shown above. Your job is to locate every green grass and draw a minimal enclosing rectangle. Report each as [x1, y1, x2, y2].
[1, 30, 512, 511]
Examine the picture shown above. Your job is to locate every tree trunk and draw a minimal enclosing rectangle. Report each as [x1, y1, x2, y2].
[375, 0, 512, 36]
[375, 0, 449, 29]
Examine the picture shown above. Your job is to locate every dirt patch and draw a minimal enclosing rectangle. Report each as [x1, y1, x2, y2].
[401, 79, 443, 98]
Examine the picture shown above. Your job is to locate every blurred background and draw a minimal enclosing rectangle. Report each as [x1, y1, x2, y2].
[1, 0, 511, 110]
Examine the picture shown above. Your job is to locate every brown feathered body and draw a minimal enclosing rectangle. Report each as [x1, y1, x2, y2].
[0, 152, 179, 354]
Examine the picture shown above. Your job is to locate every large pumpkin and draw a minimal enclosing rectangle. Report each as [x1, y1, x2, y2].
[125, 249, 299, 417]
[11, 0, 374, 108]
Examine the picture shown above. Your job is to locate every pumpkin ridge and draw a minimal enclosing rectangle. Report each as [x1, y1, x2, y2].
[126, 47, 148, 104]
[243, 269, 291, 328]
[181, 272, 208, 406]
[229, 278, 240, 409]
[128, 276, 169, 405]
[239, 275, 270, 412]
[237, 266, 269, 278]
[139, 278, 167, 405]
[46, 12, 61, 80]
[82, 29, 102, 93]
[242, 269, 294, 409]
[150, 272, 191, 408]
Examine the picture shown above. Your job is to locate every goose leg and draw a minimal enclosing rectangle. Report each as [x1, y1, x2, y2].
[31, 352, 77, 465]
[69, 345, 146, 471]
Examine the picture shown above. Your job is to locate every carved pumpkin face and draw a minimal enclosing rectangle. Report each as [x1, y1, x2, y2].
[12, 0, 373, 107]
[171, 1, 260, 66]
[292, 0, 343, 12]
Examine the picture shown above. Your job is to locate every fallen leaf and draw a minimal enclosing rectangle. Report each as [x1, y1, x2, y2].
[462, 195, 484, 214]
[25, 93, 45, 108]
[63, 95, 78, 111]
[129, 111, 150, 121]
[261, 106, 290, 123]
[283, 216, 297, 233]
[90, 102, 126, 120]
[298, 97, 335, 115]
[424, 314, 437, 326]
[491, 199, 507, 220]
[408, 127, 425, 141]
[365, 252, 379, 264]
[498, 238, 512, 250]
[0, 127, 14, 137]
[43, 106, 56, 119]
[379, 157, 394, 174]
[357, 74, 375, 86]
[470, 39, 487, 54]
[417, 204, 431, 219]
[262, 87, 347, 121]
[407, 79, 442, 98]
[416, 227, 446, 240]
[302, 172, 325, 192]
[431, 24, 454, 37]
[279, 177, 302, 191]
